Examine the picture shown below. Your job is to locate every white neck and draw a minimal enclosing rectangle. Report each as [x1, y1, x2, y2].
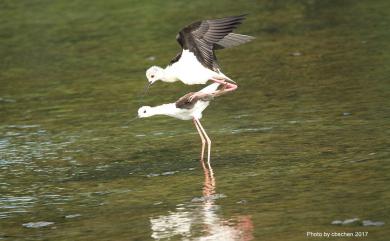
[149, 103, 176, 117]
[161, 66, 179, 83]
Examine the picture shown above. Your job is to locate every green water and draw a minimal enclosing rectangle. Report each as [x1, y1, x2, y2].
[1, 0, 389, 240]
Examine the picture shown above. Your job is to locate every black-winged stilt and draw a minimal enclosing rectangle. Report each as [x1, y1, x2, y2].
[138, 83, 225, 165]
[144, 14, 254, 98]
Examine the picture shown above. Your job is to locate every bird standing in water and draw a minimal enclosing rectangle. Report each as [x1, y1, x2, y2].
[144, 15, 254, 99]
[138, 83, 226, 165]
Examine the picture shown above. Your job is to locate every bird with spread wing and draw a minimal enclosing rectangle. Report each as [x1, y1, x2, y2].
[144, 15, 254, 99]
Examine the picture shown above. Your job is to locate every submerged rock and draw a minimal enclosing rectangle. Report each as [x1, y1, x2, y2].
[65, 214, 81, 219]
[331, 218, 384, 227]
[22, 221, 54, 228]
[331, 218, 360, 225]
[237, 199, 247, 204]
[0, 97, 16, 103]
[146, 173, 160, 177]
[290, 52, 302, 57]
[147, 171, 178, 177]
[362, 220, 385, 226]
[343, 218, 360, 225]
[161, 171, 178, 176]
[146, 56, 156, 61]
[331, 220, 343, 225]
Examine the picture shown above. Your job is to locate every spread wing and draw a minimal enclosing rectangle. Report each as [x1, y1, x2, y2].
[176, 15, 251, 70]
[214, 33, 255, 50]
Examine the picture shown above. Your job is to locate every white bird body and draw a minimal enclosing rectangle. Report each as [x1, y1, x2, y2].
[144, 15, 253, 91]
[138, 83, 221, 165]
[138, 83, 220, 120]
[142, 102, 207, 120]
[163, 50, 226, 85]
[140, 15, 254, 165]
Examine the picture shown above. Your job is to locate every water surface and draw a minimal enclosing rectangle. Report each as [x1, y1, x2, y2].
[0, 0, 389, 240]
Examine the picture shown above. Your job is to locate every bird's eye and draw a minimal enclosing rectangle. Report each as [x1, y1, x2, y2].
[151, 75, 155, 78]
[143, 110, 147, 113]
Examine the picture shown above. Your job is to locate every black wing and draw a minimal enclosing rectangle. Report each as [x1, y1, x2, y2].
[169, 51, 182, 65]
[214, 33, 255, 50]
[176, 15, 249, 70]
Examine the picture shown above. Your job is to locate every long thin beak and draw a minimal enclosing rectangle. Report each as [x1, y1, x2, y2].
[125, 116, 138, 125]
[142, 82, 153, 96]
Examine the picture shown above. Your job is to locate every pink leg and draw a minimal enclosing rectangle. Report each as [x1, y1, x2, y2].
[193, 118, 206, 161]
[195, 119, 213, 175]
[211, 77, 238, 96]
[195, 119, 215, 189]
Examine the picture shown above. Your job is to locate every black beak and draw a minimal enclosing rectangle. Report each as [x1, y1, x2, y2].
[125, 116, 139, 125]
[142, 82, 153, 96]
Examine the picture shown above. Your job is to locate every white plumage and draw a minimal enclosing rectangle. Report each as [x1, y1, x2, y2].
[138, 83, 220, 120]
[139, 15, 254, 164]
[144, 15, 253, 91]
[162, 50, 228, 85]
[137, 83, 220, 163]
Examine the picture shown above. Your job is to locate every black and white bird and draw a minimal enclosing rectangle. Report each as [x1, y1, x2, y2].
[144, 14, 254, 97]
[138, 83, 222, 164]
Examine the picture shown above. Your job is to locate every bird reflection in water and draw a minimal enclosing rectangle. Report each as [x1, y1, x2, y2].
[150, 159, 253, 240]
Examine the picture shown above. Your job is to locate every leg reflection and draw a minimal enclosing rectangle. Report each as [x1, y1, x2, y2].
[150, 160, 253, 240]
[200, 157, 215, 199]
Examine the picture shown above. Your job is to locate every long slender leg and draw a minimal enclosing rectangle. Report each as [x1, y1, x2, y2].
[193, 118, 206, 161]
[195, 119, 216, 192]
[197, 128, 215, 197]
[195, 119, 213, 175]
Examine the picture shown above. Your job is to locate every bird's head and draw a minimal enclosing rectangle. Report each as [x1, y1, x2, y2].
[138, 106, 154, 118]
[143, 66, 164, 95]
[146, 66, 164, 84]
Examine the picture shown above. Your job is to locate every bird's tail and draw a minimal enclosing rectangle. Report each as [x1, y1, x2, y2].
[215, 33, 255, 50]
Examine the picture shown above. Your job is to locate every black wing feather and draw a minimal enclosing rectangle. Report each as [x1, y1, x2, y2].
[175, 92, 196, 109]
[169, 51, 182, 65]
[214, 33, 255, 50]
[176, 14, 250, 70]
